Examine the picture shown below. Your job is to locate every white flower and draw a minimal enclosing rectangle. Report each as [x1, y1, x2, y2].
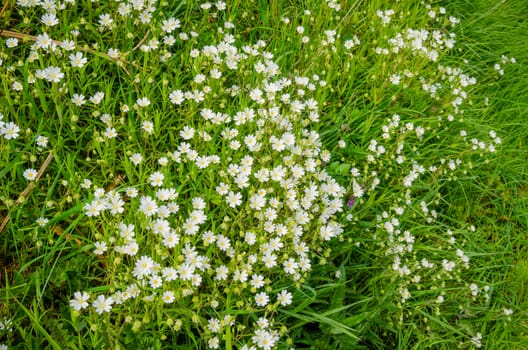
[216, 235, 231, 251]
[139, 196, 158, 216]
[23, 168, 38, 181]
[233, 269, 248, 283]
[162, 17, 181, 33]
[117, 2, 131, 16]
[161, 291, 175, 303]
[202, 230, 216, 246]
[71, 93, 86, 106]
[277, 289, 292, 306]
[129, 153, 143, 166]
[262, 253, 277, 268]
[471, 332, 482, 348]
[194, 73, 206, 84]
[36, 135, 49, 147]
[70, 291, 90, 310]
[149, 275, 163, 288]
[207, 318, 221, 333]
[36, 217, 49, 227]
[215, 265, 229, 280]
[107, 48, 120, 59]
[245, 231, 256, 245]
[93, 241, 107, 255]
[250, 274, 265, 289]
[256, 317, 269, 329]
[169, 90, 185, 104]
[151, 218, 170, 235]
[156, 188, 177, 201]
[178, 263, 195, 280]
[390, 74, 401, 85]
[43, 66, 64, 83]
[255, 292, 269, 307]
[93, 295, 114, 314]
[149, 171, 165, 187]
[133, 255, 154, 278]
[61, 40, 75, 51]
[215, 1, 226, 10]
[376, 9, 394, 26]
[162, 231, 180, 248]
[208, 337, 220, 349]
[69, 52, 87, 68]
[89, 91, 105, 104]
[249, 193, 266, 211]
[283, 258, 298, 275]
[6, 38, 18, 48]
[469, 283, 479, 296]
[210, 68, 222, 79]
[104, 127, 117, 139]
[162, 267, 178, 282]
[35, 32, 52, 49]
[136, 97, 151, 107]
[142, 121, 154, 134]
[98, 13, 114, 28]
[252, 329, 278, 350]
[118, 223, 135, 239]
[226, 191, 242, 208]
[11, 81, 23, 91]
[84, 200, 103, 217]
[41, 12, 59, 26]
[182, 220, 199, 235]
[1, 122, 20, 140]
[249, 88, 263, 102]
[126, 187, 139, 198]
[180, 126, 195, 140]
[344, 39, 356, 49]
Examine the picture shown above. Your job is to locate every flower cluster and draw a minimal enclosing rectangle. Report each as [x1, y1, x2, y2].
[335, 4, 516, 346]
[68, 9, 345, 348]
[1, 0, 518, 348]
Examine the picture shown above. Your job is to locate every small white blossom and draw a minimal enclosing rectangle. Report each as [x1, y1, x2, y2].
[23, 168, 38, 181]
[93, 295, 114, 314]
[70, 291, 90, 310]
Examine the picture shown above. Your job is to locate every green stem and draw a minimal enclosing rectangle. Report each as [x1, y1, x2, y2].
[225, 290, 232, 350]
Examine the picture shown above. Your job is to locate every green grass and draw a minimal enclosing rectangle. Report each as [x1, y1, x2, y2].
[1, 0, 527, 349]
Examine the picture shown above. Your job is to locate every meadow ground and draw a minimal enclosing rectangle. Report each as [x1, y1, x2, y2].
[1, 0, 527, 349]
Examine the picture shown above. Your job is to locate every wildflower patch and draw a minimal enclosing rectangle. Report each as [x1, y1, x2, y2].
[0, 0, 523, 349]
